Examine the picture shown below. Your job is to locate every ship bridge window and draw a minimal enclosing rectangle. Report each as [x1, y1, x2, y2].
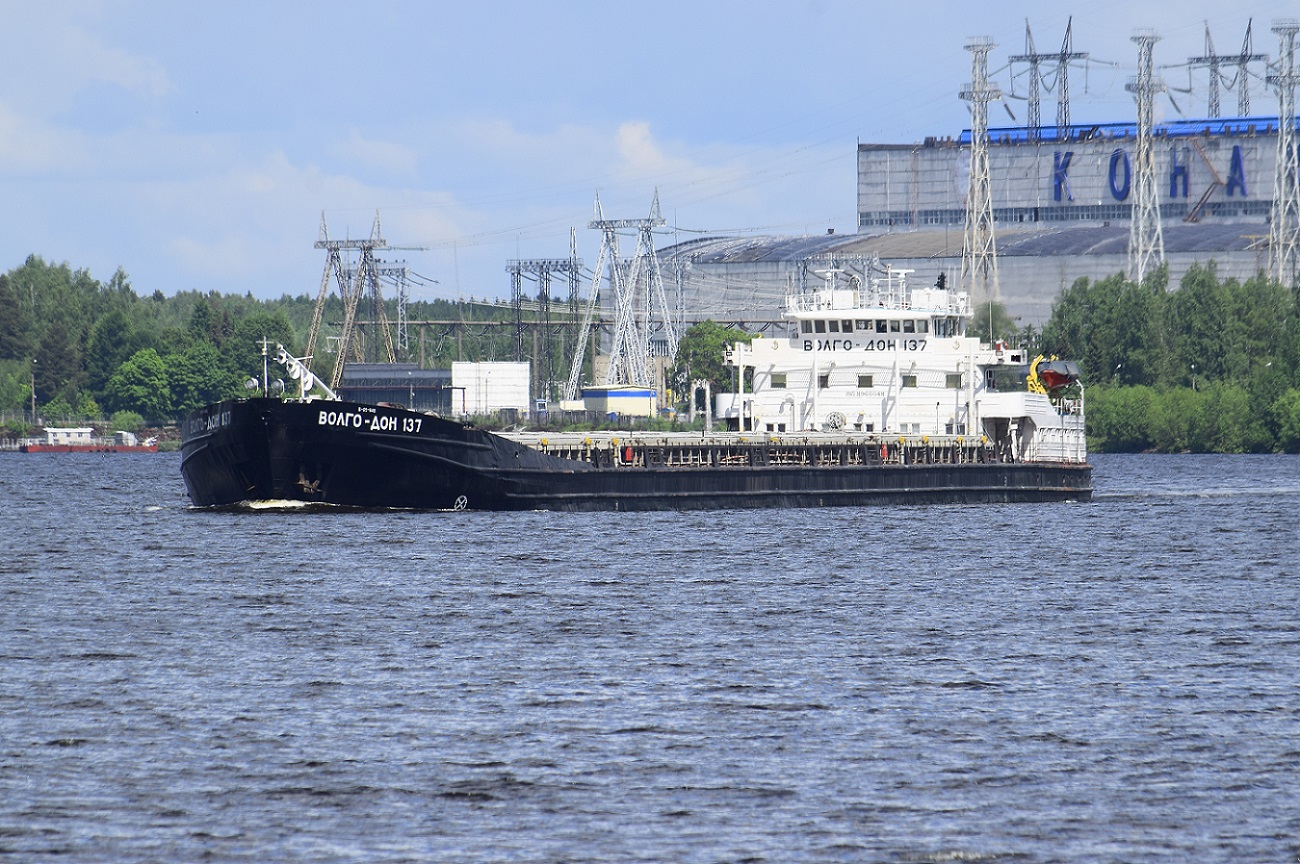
[903, 320, 916, 334]
[917, 320, 930, 334]
[987, 365, 1030, 392]
[800, 320, 812, 334]
[841, 320, 854, 333]
[875, 320, 888, 334]
[828, 320, 839, 333]
[814, 320, 826, 333]
[889, 320, 901, 333]
[933, 317, 953, 337]
[856, 320, 870, 330]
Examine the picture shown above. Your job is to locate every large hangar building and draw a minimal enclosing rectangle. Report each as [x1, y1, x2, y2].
[663, 116, 1285, 326]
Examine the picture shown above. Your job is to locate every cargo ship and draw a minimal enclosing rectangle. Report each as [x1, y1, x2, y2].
[180, 270, 1091, 511]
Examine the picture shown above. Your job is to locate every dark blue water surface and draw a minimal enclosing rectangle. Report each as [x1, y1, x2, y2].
[2, 452, 1299, 863]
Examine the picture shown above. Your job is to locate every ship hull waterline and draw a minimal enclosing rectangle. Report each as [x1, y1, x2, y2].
[181, 399, 1093, 512]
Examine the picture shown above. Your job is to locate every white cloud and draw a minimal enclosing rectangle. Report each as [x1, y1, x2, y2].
[134, 147, 482, 290]
[60, 24, 172, 100]
[0, 104, 92, 173]
[333, 128, 419, 177]
[0, 6, 172, 116]
[615, 121, 677, 175]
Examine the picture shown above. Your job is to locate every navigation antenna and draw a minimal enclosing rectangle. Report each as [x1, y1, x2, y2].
[1127, 30, 1166, 284]
[960, 36, 1001, 311]
[1269, 20, 1300, 286]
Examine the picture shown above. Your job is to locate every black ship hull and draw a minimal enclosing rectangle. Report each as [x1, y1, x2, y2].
[181, 398, 1093, 511]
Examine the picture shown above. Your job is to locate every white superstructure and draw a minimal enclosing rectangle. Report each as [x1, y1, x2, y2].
[716, 269, 1087, 464]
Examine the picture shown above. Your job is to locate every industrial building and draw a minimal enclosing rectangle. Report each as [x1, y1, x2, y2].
[339, 361, 530, 419]
[355, 21, 1298, 410]
[653, 21, 1300, 328]
[659, 115, 1288, 327]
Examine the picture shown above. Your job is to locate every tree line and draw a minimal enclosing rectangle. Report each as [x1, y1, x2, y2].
[0, 254, 527, 430]
[2, 253, 1299, 451]
[1035, 264, 1300, 452]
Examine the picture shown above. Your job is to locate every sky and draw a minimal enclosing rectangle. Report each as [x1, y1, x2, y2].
[3, 0, 1298, 307]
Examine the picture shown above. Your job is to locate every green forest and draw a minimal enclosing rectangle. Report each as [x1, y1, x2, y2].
[0, 254, 530, 436]
[1038, 264, 1300, 452]
[2, 253, 1300, 452]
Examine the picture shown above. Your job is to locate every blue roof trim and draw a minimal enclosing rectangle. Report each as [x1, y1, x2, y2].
[958, 116, 1300, 145]
[582, 388, 657, 398]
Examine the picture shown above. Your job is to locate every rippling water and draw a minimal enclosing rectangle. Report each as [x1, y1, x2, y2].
[2, 452, 1299, 863]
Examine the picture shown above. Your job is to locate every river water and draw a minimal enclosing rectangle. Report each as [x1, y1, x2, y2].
[2, 452, 1298, 863]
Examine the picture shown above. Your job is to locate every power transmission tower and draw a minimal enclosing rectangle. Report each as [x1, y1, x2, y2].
[960, 37, 1001, 305]
[1191, 23, 1225, 117]
[1009, 22, 1044, 140]
[564, 202, 612, 401]
[601, 196, 655, 388]
[309, 213, 424, 389]
[1009, 18, 1087, 142]
[1236, 20, 1267, 116]
[1269, 20, 1300, 285]
[352, 260, 413, 355]
[1055, 18, 1086, 139]
[306, 212, 350, 369]
[386, 261, 411, 354]
[505, 255, 583, 401]
[568, 227, 581, 343]
[308, 214, 390, 389]
[508, 260, 525, 362]
[1188, 21, 1267, 117]
[564, 191, 677, 397]
[624, 190, 680, 365]
[1127, 30, 1166, 283]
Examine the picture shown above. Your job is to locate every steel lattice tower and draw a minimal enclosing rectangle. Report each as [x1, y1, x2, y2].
[1055, 19, 1084, 139]
[1188, 21, 1267, 118]
[1237, 21, 1265, 116]
[1269, 20, 1300, 286]
[307, 213, 425, 386]
[1127, 30, 1166, 283]
[564, 192, 677, 397]
[506, 255, 583, 400]
[960, 37, 1001, 305]
[309, 213, 395, 389]
[1010, 19, 1087, 143]
[1009, 22, 1043, 140]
